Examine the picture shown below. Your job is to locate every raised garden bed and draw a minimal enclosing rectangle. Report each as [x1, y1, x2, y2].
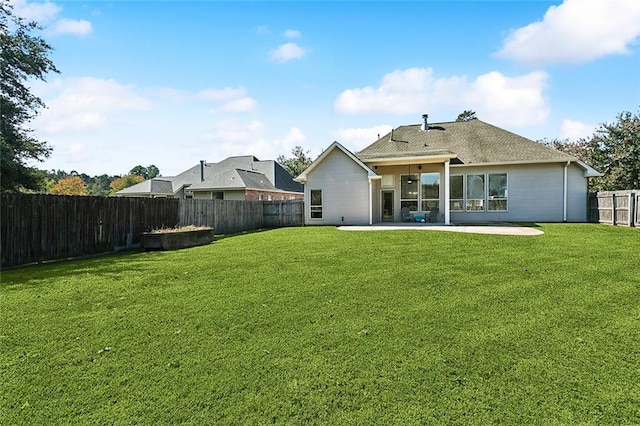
[140, 226, 215, 250]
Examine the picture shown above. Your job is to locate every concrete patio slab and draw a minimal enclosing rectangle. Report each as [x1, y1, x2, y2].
[337, 223, 544, 236]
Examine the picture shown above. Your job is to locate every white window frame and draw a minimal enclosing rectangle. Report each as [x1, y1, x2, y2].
[310, 189, 323, 219]
[420, 172, 440, 211]
[466, 174, 485, 211]
[488, 173, 508, 211]
[449, 174, 464, 212]
[451, 172, 508, 212]
[400, 174, 419, 212]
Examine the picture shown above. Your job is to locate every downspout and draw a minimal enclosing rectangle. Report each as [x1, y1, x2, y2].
[444, 160, 450, 225]
[563, 161, 570, 222]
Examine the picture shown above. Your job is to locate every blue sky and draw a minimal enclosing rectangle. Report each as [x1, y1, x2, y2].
[12, 0, 640, 177]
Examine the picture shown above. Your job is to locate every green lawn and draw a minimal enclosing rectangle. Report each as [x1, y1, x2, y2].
[2, 224, 639, 424]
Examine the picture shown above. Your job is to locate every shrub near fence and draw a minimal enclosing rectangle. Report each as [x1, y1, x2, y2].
[589, 190, 639, 227]
[1, 195, 304, 268]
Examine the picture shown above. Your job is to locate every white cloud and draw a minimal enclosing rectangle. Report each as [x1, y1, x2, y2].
[282, 127, 307, 147]
[33, 77, 150, 134]
[334, 68, 465, 114]
[495, 0, 640, 65]
[195, 121, 307, 163]
[284, 29, 301, 39]
[270, 42, 306, 63]
[198, 87, 247, 102]
[216, 97, 258, 114]
[49, 18, 92, 36]
[197, 87, 257, 113]
[256, 25, 269, 35]
[334, 125, 393, 151]
[334, 67, 550, 127]
[10, 0, 93, 37]
[10, 0, 61, 22]
[463, 71, 550, 126]
[558, 119, 596, 140]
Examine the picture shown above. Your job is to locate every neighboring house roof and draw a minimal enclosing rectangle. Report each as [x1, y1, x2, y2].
[115, 178, 174, 196]
[115, 155, 303, 197]
[188, 169, 279, 192]
[295, 141, 379, 183]
[357, 119, 577, 165]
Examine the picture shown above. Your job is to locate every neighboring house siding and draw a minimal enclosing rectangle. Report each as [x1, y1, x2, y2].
[305, 148, 370, 225]
[449, 163, 587, 223]
[244, 190, 304, 201]
[192, 192, 213, 200]
[224, 190, 246, 201]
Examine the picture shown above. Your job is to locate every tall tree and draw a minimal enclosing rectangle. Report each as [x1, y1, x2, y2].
[49, 176, 87, 196]
[129, 165, 160, 180]
[1, 1, 60, 192]
[109, 174, 144, 195]
[545, 110, 640, 191]
[456, 110, 477, 122]
[147, 164, 159, 179]
[277, 146, 313, 178]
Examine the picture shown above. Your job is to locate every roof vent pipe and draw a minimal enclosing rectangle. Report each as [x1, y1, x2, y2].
[200, 160, 205, 182]
[421, 114, 429, 131]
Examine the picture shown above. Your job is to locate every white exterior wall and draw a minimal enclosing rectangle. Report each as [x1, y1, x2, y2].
[449, 163, 588, 223]
[566, 164, 589, 222]
[305, 148, 370, 225]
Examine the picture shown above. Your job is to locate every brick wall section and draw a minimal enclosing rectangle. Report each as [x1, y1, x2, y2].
[244, 190, 304, 201]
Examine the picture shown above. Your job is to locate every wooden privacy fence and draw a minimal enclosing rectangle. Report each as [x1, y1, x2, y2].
[589, 190, 639, 227]
[1, 195, 304, 267]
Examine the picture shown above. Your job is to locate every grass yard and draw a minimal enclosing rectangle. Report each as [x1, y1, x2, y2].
[1, 224, 639, 424]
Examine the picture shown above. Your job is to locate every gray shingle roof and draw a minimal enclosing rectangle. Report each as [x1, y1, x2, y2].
[115, 178, 174, 195]
[116, 155, 302, 196]
[188, 169, 278, 191]
[356, 119, 577, 165]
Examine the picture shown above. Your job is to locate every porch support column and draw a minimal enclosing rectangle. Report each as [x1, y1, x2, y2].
[444, 160, 451, 225]
[368, 177, 373, 225]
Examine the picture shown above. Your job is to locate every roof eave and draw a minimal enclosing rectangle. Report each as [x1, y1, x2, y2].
[449, 159, 582, 168]
[360, 153, 458, 167]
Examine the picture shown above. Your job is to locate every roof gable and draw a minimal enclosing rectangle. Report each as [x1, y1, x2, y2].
[295, 141, 378, 183]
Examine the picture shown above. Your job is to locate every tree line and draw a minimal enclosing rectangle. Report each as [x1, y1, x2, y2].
[43, 165, 161, 196]
[541, 109, 640, 192]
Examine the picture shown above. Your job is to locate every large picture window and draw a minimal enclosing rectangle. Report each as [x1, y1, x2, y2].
[400, 174, 419, 211]
[466, 174, 485, 211]
[450, 172, 508, 212]
[310, 189, 323, 218]
[449, 175, 463, 211]
[488, 173, 508, 211]
[420, 173, 440, 211]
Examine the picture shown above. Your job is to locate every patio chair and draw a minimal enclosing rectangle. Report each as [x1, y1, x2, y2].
[427, 208, 439, 223]
[401, 207, 412, 222]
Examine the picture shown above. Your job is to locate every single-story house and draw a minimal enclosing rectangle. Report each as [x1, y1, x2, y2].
[294, 115, 600, 225]
[115, 155, 303, 201]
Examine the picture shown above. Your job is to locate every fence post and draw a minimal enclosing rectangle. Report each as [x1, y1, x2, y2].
[631, 192, 636, 227]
